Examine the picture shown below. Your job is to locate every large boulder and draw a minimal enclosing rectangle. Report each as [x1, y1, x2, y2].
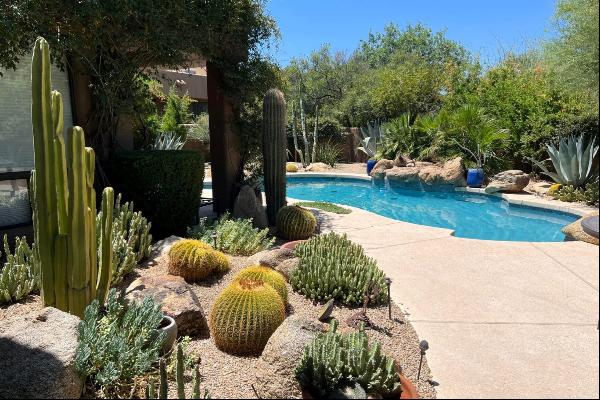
[370, 159, 396, 179]
[275, 257, 300, 281]
[249, 247, 296, 268]
[254, 316, 324, 398]
[526, 181, 553, 196]
[0, 307, 83, 399]
[233, 185, 268, 228]
[386, 166, 422, 183]
[125, 275, 208, 338]
[562, 213, 599, 246]
[150, 235, 183, 259]
[418, 157, 466, 187]
[485, 170, 530, 194]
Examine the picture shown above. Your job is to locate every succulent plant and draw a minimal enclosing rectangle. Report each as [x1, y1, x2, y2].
[262, 89, 288, 225]
[530, 135, 599, 188]
[30, 37, 113, 317]
[168, 239, 229, 282]
[209, 278, 285, 355]
[233, 265, 288, 303]
[547, 183, 563, 197]
[276, 205, 317, 240]
[291, 233, 388, 306]
[295, 320, 401, 398]
[0, 235, 39, 304]
[286, 162, 299, 173]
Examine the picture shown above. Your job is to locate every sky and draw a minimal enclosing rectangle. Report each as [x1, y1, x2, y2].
[265, 0, 558, 66]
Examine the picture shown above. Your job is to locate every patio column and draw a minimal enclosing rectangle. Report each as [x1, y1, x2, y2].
[207, 61, 241, 213]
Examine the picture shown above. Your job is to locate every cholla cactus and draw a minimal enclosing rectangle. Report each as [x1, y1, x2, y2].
[98, 194, 152, 284]
[209, 279, 285, 355]
[147, 346, 210, 399]
[0, 235, 39, 304]
[295, 320, 401, 398]
[291, 233, 388, 306]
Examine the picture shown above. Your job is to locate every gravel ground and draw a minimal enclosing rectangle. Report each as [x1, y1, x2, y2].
[1, 240, 437, 399]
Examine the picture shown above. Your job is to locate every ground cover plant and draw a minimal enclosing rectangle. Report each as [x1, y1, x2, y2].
[293, 202, 352, 214]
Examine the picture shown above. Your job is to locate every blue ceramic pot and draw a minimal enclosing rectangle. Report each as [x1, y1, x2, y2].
[366, 159, 377, 175]
[467, 168, 485, 188]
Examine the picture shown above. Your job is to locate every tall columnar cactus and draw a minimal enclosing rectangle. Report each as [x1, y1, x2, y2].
[209, 278, 285, 355]
[262, 89, 287, 225]
[30, 37, 114, 317]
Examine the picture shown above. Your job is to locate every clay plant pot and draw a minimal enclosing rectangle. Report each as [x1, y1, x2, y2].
[301, 375, 419, 399]
[280, 239, 306, 250]
[158, 315, 177, 355]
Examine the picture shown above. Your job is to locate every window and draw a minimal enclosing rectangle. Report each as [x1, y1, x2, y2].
[0, 178, 32, 228]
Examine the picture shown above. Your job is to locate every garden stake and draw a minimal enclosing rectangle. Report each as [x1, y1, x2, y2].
[417, 339, 429, 385]
[385, 277, 392, 319]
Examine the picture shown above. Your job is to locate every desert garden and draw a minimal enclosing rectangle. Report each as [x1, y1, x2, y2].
[1, 0, 599, 399]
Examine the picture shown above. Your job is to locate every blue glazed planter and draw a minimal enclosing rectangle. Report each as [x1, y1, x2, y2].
[467, 168, 485, 188]
[366, 159, 377, 175]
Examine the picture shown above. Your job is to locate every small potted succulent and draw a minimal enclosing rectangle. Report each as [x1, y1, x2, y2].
[295, 320, 419, 399]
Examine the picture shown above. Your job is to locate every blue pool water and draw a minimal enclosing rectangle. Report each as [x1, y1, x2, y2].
[286, 176, 579, 242]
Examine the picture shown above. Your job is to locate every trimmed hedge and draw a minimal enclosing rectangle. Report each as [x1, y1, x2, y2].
[110, 150, 204, 238]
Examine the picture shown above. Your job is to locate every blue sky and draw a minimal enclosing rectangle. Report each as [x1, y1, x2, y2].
[266, 0, 557, 66]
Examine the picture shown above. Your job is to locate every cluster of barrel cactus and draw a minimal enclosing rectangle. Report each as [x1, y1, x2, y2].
[209, 278, 285, 355]
[291, 233, 388, 306]
[30, 37, 114, 317]
[233, 265, 288, 303]
[262, 89, 288, 225]
[168, 239, 229, 282]
[0, 235, 39, 304]
[146, 344, 209, 399]
[276, 205, 317, 240]
[295, 320, 401, 398]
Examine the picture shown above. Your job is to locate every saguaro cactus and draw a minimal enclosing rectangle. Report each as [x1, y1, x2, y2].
[30, 37, 114, 318]
[262, 89, 287, 225]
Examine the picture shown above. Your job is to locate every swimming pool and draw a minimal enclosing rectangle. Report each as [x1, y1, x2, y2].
[286, 176, 578, 242]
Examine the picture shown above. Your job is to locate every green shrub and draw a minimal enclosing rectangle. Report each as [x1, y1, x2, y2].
[187, 113, 210, 143]
[75, 289, 165, 395]
[295, 319, 401, 398]
[188, 214, 274, 256]
[552, 180, 599, 206]
[97, 194, 153, 285]
[291, 233, 388, 306]
[316, 140, 343, 167]
[111, 150, 204, 238]
[276, 206, 317, 240]
[0, 235, 39, 304]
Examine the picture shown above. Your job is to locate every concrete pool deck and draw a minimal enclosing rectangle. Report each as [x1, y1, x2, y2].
[202, 177, 599, 398]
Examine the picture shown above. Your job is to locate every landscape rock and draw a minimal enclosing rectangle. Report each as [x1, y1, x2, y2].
[526, 181, 553, 196]
[233, 185, 268, 228]
[385, 166, 421, 183]
[485, 170, 530, 194]
[304, 162, 332, 172]
[151, 235, 183, 259]
[0, 307, 83, 399]
[248, 247, 296, 268]
[125, 275, 208, 337]
[562, 212, 599, 246]
[370, 159, 396, 178]
[275, 257, 300, 280]
[254, 316, 324, 399]
[418, 157, 466, 187]
[393, 154, 413, 167]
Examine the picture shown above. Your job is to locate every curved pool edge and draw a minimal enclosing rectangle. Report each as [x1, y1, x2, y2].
[286, 172, 597, 219]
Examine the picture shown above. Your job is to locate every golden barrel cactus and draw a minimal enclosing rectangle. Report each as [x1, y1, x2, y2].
[209, 279, 285, 355]
[234, 265, 288, 303]
[276, 205, 317, 240]
[168, 239, 229, 281]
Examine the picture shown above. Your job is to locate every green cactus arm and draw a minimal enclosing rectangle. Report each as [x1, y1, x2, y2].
[96, 187, 114, 302]
[176, 343, 186, 399]
[159, 359, 168, 399]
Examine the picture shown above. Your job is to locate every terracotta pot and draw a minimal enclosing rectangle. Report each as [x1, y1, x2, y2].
[158, 315, 177, 355]
[280, 239, 306, 250]
[301, 374, 419, 399]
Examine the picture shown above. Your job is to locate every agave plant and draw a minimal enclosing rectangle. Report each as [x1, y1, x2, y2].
[150, 131, 185, 150]
[357, 122, 384, 159]
[530, 135, 599, 188]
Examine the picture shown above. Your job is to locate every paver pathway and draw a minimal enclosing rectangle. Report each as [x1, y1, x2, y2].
[316, 206, 599, 399]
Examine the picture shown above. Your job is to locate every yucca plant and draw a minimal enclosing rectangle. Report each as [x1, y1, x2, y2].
[530, 135, 599, 188]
